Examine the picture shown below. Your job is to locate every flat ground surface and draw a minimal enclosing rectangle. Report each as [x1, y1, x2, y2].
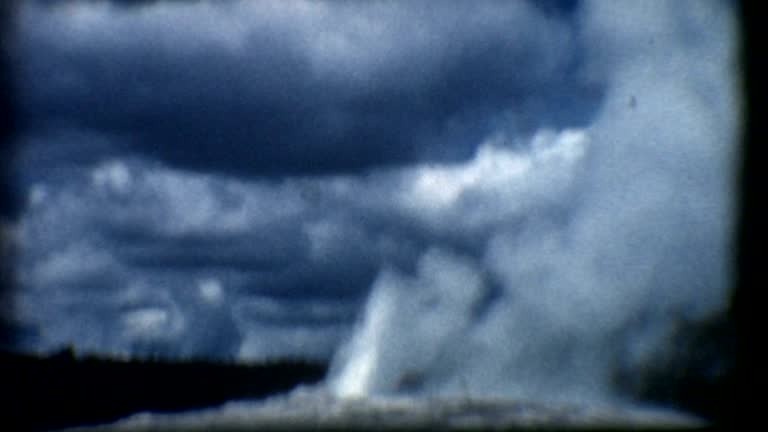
[64, 387, 707, 432]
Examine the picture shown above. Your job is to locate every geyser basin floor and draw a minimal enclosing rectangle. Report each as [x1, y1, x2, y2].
[65, 387, 705, 431]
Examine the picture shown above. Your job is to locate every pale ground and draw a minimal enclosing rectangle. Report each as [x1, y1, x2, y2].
[63, 386, 706, 431]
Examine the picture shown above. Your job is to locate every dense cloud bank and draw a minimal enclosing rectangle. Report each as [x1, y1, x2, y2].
[11, 0, 739, 406]
[14, 0, 601, 176]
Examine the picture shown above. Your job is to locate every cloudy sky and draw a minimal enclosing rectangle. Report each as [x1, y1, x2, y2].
[10, 0, 739, 401]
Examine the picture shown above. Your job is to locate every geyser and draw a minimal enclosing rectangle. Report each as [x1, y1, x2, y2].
[10, 0, 739, 421]
[329, 0, 739, 407]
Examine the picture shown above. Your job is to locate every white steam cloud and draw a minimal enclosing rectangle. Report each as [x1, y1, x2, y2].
[328, 0, 739, 404]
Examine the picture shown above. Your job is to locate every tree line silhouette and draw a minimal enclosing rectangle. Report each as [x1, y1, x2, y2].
[1, 348, 328, 431]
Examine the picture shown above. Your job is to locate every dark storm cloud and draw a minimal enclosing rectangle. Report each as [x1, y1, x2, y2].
[15, 0, 601, 177]
[11, 0, 739, 408]
[13, 157, 392, 358]
[12, 128, 589, 360]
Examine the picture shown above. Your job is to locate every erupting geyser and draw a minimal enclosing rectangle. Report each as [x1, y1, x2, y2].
[328, 0, 739, 406]
[10, 0, 739, 427]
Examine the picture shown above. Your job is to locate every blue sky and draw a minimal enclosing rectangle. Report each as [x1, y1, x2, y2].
[10, 0, 739, 401]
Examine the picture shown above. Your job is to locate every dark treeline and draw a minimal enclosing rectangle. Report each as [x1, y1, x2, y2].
[613, 314, 737, 426]
[1, 349, 328, 431]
